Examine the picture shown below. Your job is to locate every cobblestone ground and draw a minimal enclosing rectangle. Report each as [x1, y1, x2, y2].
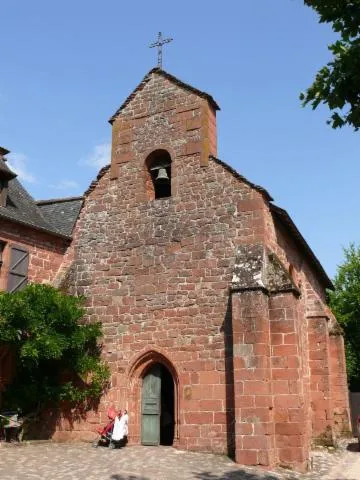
[0, 440, 359, 480]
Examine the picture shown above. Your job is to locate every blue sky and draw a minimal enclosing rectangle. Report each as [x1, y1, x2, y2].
[1, 0, 359, 279]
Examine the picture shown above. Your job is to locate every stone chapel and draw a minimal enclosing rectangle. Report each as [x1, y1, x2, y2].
[0, 68, 350, 471]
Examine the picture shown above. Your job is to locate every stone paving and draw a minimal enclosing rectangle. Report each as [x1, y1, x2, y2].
[0, 440, 359, 480]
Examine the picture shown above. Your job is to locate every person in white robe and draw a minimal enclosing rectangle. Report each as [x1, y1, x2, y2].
[111, 410, 128, 442]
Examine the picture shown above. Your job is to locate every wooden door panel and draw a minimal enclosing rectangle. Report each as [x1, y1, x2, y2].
[141, 365, 161, 445]
[141, 412, 160, 446]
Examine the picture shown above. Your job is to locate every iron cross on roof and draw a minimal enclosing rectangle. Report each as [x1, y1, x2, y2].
[149, 32, 173, 69]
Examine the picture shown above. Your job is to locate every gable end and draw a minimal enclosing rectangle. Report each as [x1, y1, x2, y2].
[109, 68, 220, 125]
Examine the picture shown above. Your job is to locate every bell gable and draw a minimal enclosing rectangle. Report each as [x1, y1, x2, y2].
[109, 69, 219, 180]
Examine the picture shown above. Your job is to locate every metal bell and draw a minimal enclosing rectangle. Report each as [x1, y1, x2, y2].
[155, 167, 169, 182]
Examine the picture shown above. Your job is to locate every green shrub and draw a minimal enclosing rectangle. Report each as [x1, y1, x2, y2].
[329, 244, 360, 391]
[0, 284, 109, 414]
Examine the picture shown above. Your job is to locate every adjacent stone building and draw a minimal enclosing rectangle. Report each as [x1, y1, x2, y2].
[0, 69, 350, 471]
[0, 147, 82, 402]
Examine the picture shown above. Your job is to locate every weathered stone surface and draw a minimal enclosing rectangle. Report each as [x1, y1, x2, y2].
[231, 246, 299, 296]
[266, 253, 299, 295]
[232, 244, 266, 291]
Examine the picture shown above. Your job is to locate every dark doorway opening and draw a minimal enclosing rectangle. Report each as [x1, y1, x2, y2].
[141, 362, 175, 446]
[160, 364, 174, 446]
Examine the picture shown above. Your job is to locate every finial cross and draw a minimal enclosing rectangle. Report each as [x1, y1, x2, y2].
[149, 32, 173, 69]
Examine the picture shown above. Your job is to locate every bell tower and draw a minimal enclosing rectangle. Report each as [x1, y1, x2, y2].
[108, 69, 219, 183]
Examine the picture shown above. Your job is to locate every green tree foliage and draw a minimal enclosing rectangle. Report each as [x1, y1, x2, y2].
[0, 284, 109, 413]
[329, 244, 360, 391]
[301, 1, 360, 130]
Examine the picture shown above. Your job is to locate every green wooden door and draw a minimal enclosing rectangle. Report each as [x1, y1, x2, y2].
[141, 364, 161, 445]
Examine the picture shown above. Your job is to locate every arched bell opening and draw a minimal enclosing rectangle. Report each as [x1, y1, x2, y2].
[141, 362, 175, 446]
[145, 149, 172, 200]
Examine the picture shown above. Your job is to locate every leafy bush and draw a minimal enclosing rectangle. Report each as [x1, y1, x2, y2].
[301, 1, 360, 131]
[329, 244, 360, 391]
[0, 284, 109, 414]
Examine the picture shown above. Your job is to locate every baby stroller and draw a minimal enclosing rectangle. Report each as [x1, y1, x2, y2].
[93, 406, 119, 449]
[93, 407, 128, 449]
[0, 411, 24, 442]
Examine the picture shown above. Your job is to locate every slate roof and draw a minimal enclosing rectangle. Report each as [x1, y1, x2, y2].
[0, 152, 77, 239]
[37, 197, 83, 236]
[270, 205, 333, 290]
[0, 179, 64, 241]
[109, 68, 220, 124]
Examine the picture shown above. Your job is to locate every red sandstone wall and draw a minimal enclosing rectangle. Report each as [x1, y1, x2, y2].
[269, 293, 311, 471]
[232, 291, 275, 467]
[329, 334, 350, 436]
[109, 73, 217, 180]
[264, 208, 350, 445]
[0, 219, 68, 290]
[58, 155, 268, 452]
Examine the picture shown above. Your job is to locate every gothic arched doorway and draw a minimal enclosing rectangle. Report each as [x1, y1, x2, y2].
[141, 363, 175, 446]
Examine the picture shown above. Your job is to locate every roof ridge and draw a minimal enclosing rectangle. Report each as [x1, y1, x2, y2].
[17, 179, 65, 235]
[109, 68, 220, 124]
[209, 155, 273, 201]
[36, 196, 84, 205]
[37, 196, 84, 236]
[1, 177, 66, 238]
[0, 210, 71, 240]
[270, 204, 333, 290]
[84, 164, 111, 197]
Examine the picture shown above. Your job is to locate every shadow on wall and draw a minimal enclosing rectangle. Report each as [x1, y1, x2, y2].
[221, 295, 236, 460]
[25, 398, 100, 440]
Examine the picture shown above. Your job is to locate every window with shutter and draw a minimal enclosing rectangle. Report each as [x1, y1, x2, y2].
[7, 246, 29, 293]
